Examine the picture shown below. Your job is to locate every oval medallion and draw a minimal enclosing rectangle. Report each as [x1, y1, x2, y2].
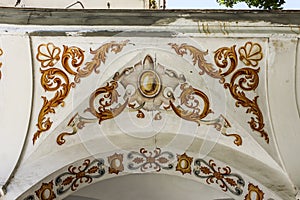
[138, 70, 161, 98]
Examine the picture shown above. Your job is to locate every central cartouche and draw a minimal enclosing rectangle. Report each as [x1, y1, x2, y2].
[138, 70, 161, 98]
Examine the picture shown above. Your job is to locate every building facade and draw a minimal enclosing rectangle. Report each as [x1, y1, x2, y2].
[0, 3, 299, 200]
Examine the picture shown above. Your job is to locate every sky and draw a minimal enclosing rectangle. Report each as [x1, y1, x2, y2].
[167, 0, 300, 9]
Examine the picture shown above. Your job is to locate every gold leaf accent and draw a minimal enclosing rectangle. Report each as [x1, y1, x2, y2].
[170, 84, 213, 125]
[35, 42, 128, 144]
[244, 183, 264, 200]
[35, 180, 56, 200]
[56, 113, 79, 145]
[215, 115, 243, 146]
[33, 68, 75, 144]
[86, 81, 128, 124]
[36, 43, 61, 68]
[239, 42, 263, 67]
[224, 68, 269, 143]
[76, 40, 129, 83]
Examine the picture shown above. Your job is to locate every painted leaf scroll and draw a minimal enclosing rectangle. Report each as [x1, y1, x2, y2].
[58, 54, 241, 146]
[170, 41, 268, 143]
[34, 41, 129, 144]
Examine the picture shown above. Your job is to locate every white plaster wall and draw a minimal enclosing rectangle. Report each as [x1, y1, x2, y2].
[0, 35, 32, 190]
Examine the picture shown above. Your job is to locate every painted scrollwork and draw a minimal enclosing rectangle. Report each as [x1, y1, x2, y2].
[194, 159, 245, 196]
[169, 83, 213, 125]
[55, 159, 105, 195]
[169, 43, 222, 79]
[76, 40, 129, 83]
[171, 41, 268, 144]
[56, 113, 97, 145]
[34, 68, 74, 143]
[35, 41, 128, 144]
[224, 68, 268, 143]
[128, 148, 174, 172]
[244, 183, 265, 200]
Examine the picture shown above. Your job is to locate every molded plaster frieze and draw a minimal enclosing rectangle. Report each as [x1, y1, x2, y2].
[19, 149, 282, 200]
[54, 39, 269, 151]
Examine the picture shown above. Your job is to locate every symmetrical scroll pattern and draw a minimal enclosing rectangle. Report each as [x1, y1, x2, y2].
[128, 148, 174, 172]
[194, 159, 245, 195]
[34, 41, 128, 144]
[170, 42, 268, 143]
[58, 55, 239, 146]
[55, 159, 105, 195]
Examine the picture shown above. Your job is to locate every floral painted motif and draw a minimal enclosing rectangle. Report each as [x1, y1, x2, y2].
[55, 159, 105, 194]
[194, 159, 245, 195]
[128, 148, 174, 172]
[34, 41, 128, 144]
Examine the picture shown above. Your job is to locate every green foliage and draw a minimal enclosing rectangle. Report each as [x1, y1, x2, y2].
[217, 0, 285, 9]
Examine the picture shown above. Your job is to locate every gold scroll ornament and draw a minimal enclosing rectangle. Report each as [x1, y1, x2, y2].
[170, 42, 269, 143]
